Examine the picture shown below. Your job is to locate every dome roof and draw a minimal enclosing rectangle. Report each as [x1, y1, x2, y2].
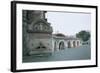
[55, 33, 65, 37]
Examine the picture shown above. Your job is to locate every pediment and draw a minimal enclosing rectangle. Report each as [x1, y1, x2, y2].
[27, 18, 53, 33]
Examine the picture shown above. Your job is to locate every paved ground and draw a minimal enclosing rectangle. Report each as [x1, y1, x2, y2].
[23, 45, 91, 63]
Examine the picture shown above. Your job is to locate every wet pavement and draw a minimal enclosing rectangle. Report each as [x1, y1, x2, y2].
[23, 45, 91, 63]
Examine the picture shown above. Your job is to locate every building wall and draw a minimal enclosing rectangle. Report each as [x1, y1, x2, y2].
[52, 38, 82, 51]
[27, 33, 53, 55]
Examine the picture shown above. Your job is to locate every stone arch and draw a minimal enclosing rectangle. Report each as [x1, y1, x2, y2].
[68, 41, 71, 48]
[59, 41, 65, 50]
[73, 41, 76, 47]
[77, 41, 79, 46]
[54, 41, 57, 51]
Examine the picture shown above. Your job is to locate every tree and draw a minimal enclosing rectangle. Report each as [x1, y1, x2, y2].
[76, 30, 90, 41]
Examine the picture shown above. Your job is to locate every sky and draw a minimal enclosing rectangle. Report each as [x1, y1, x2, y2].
[46, 11, 91, 36]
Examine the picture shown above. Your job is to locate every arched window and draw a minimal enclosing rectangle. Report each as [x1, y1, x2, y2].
[39, 23, 44, 31]
[54, 42, 57, 51]
[59, 41, 65, 50]
[34, 22, 50, 32]
[73, 41, 76, 47]
[77, 41, 79, 46]
[68, 41, 71, 48]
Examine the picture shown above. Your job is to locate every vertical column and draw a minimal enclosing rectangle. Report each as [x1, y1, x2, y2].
[40, 11, 47, 19]
[71, 41, 73, 48]
[40, 11, 47, 21]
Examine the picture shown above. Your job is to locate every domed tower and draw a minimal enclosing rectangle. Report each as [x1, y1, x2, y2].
[23, 10, 53, 55]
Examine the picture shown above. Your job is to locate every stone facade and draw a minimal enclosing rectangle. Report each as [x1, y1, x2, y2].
[52, 34, 81, 51]
[23, 10, 82, 56]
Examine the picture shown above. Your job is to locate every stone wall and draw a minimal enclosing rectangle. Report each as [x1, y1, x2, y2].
[27, 33, 53, 55]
